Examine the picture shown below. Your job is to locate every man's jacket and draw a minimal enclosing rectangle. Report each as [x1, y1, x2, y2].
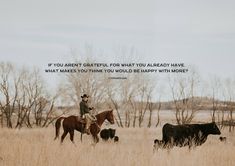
[80, 100, 90, 117]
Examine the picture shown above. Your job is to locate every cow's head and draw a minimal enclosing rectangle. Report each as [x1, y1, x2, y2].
[209, 122, 221, 135]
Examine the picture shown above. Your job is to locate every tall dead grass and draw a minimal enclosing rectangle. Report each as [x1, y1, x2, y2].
[0, 127, 234, 166]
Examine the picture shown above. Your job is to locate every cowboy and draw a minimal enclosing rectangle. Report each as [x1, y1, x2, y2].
[79, 94, 97, 134]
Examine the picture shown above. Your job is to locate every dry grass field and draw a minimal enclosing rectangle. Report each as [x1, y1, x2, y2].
[0, 126, 234, 166]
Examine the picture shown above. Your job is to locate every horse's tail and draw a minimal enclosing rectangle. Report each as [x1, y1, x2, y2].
[54, 117, 65, 140]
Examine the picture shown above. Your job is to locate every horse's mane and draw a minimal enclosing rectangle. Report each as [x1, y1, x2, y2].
[96, 109, 113, 117]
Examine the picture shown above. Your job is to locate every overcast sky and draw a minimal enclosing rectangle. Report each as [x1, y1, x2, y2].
[0, 0, 235, 94]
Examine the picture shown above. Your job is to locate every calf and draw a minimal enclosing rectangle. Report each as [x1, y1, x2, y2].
[100, 128, 116, 141]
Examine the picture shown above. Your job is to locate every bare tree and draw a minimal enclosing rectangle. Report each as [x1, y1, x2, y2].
[121, 74, 140, 127]
[169, 70, 201, 124]
[60, 48, 110, 114]
[222, 78, 235, 132]
[138, 82, 155, 127]
[120, 74, 156, 128]
[208, 76, 222, 123]
[16, 69, 69, 128]
[154, 103, 161, 127]
[0, 62, 69, 128]
[105, 78, 123, 127]
[0, 62, 18, 128]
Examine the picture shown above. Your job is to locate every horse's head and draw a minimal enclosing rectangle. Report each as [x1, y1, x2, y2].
[106, 109, 115, 124]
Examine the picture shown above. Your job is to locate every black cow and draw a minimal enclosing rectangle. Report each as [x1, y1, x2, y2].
[100, 128, 116, 141]
[154, 122, 221, 149]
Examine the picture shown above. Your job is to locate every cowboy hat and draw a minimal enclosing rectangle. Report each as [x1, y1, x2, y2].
[81, 94, 89, 98]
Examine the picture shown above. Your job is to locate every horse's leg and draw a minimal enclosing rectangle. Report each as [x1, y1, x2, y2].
[92, 134, 99, 143]
[96, 135, 99, 143]
[69, 130, 75, 144]
[80, 133, 83, 142]
[61, 130, 68, 143]
[77, 123, 83, 142]
[82, 123, 85, 133]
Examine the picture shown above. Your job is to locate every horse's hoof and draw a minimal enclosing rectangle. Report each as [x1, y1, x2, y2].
[91, 143, 96, 147]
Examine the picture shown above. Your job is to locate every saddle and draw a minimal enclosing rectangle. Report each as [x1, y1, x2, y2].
[76, 117, 86, 124]
[76, 116, 97, 124]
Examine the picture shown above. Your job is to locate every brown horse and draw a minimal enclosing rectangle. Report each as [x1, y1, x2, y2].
[54, 110, 114, 143]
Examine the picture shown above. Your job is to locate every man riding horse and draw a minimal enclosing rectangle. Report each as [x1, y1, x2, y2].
[79, 94, 97, 135]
